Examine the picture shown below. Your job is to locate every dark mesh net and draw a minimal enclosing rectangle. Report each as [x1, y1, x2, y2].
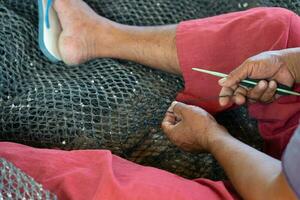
[0, 158, 57, 199]
[0, 0, 299, 192]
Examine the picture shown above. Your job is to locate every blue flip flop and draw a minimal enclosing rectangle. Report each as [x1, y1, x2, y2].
[38, 0, 62, 62]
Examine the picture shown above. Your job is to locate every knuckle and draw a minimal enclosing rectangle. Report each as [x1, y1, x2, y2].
[243, 58, 254, 65]
[248, 92, 260, 100]
[234, 90, 245, 96]
[252, 89, 263, 96]
[243, 57, 260, 67]
[226, 73, 235, 81]
[252, 87, 265, 95]
[261, 93, 275, 103]
[265, 89, 275, 96]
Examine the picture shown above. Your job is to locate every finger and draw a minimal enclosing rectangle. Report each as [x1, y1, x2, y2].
[162, 112, 176, 134]
[167, 101, 178, 113]
[233, 87, 247, 105]
[260, 80, 277, 103]
[166, 101, 183, 122]
[218, 62, 249, 87]
[163, 111, 176, 125]
[163, 119, 184, 143]
[247, 80, 268, 102]
[219, 87, 234, 106]
[173, 101, 190, 118]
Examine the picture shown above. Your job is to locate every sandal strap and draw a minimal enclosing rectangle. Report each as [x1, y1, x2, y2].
[45, 0, 53, 29]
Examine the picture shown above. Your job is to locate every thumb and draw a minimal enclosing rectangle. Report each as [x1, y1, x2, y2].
[218, 63, 249, 88]
[173, 101, 190, 118]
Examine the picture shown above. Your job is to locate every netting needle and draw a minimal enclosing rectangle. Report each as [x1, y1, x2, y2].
[192, 68, 300, 96]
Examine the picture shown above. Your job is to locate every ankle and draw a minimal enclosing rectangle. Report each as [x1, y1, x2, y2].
[92, 18, 131, 59]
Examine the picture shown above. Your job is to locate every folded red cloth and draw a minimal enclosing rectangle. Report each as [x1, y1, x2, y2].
[0, 142, 239, 200]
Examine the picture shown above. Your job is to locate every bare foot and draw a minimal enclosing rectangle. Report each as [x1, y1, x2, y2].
[54, 0, 117, 65]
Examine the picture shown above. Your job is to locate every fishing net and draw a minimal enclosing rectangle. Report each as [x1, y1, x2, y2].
[0, 158, 57, 200]
[0, 1, 299, 194]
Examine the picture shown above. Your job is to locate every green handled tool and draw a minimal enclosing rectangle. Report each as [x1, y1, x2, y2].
[192, 68, 300, 96]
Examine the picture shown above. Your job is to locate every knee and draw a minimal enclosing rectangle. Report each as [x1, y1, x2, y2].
[251, 7, 296, 31]
[269, 7, 295, 17]
[259, 7, 295, 22]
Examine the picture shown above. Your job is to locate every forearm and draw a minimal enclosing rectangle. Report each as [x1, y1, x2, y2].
[208, 132, 296, 200]
[102, 22, 180, 74]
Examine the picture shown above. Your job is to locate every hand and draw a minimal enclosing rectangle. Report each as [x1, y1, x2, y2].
[161, 101, 228, 152]
[218, 50, 296, 106]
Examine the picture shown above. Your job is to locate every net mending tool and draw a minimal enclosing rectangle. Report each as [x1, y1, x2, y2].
[192, 68, 300, 96]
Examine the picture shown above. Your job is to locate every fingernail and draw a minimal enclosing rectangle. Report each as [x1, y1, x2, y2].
[258, 81, 266, 89]
[219, 99, 226, 107]
[269, 80, 276, 89]
[169, 101, 178, 112]
[218, 78, 227, 85]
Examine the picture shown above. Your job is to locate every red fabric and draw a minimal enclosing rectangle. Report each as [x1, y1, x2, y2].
[176, 7, 300, 158]
[1, 7, 299, 200]
[0, 142, 240, 200]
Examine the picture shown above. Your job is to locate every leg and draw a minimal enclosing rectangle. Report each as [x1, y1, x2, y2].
[54, 1, 296, 113]
[0, 142, 240, 200]
[53, 0, 180, 74]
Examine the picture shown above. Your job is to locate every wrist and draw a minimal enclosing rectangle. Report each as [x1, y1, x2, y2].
[205, 125, 232, 153]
